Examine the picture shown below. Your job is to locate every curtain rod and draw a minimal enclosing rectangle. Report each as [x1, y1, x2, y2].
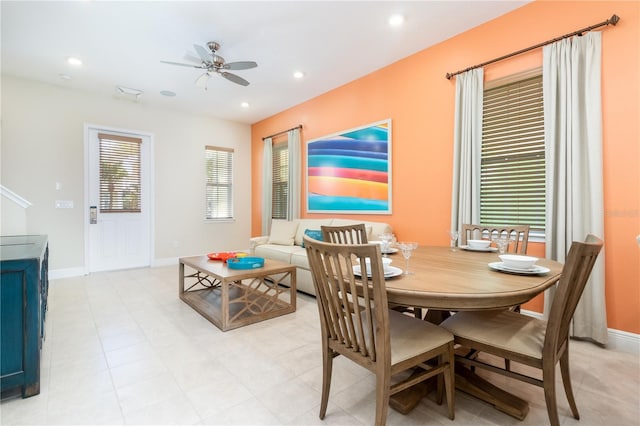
[445, 14, 620, 80]
[262, 124, 303, 140]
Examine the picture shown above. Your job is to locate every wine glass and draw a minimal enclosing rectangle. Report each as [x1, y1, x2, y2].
[448, 230, 459, 251]
[379, 233, 393, 257]
[492, 236, 510, 255]
[398, 242, 418, 275]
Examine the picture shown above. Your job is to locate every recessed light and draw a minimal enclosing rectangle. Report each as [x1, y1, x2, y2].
[389, 14, 404, 27]
[67, 57, 83, 66]
[241, 102, 250, 108]
[160, 90, 176, 97]
[293, 71, 305, 79]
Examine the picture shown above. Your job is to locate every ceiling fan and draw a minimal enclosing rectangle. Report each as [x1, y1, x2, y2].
[161, 41, 257, 88]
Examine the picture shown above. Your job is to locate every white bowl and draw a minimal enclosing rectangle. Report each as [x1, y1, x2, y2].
[468, 239, 491, 249]
[499, 254, 538, 270]
[363, 257, 392, 271]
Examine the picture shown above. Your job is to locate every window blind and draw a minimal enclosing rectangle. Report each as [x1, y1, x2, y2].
[272, 142, 289, 220]
[480, 74, 545, 232]
[205, 146, 234, 220]
[99, 133, 142, 213]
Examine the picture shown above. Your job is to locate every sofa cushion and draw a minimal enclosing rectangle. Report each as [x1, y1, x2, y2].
[290, 249, 311, 270]
[301, 229, 323, 248]
[268, 219, 299, 246]
[255, 244, 302, 263]
[294, 219, 333, 246]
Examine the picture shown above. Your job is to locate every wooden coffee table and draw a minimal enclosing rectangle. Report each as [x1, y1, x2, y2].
[179, 255, 296, 331]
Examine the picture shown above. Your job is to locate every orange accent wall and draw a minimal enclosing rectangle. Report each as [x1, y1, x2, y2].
[251, 1, 640, 334]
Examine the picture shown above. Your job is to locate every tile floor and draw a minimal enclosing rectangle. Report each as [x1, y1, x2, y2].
[1, 265, 639, 425]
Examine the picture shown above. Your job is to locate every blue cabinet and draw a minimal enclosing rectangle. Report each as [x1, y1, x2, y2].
[0, 235, 49, 399]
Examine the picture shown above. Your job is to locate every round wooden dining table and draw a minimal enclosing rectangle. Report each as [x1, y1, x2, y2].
[384, 245, 563, 311]
[382, 245, 564, 419]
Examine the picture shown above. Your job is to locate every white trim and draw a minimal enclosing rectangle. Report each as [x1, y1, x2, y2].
[522, 309, 639, 355]
[49, 267, 86, 280]
[0, 185, 32, 208]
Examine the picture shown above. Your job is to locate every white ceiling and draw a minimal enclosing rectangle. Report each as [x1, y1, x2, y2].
[2, 1, 529, 125]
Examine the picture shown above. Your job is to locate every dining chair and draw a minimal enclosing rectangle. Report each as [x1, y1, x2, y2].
[322, 224, 423, 319]
[460, 224, 530, 254]
[304, 236, 455, 425]
[321, 223, 369, 244]
[440, 234, 603, 426]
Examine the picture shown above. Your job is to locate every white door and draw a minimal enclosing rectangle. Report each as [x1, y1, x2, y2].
[87, 127, 152, 272]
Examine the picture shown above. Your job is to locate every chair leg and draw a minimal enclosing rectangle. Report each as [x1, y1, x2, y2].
[560, 346, 580, 420]
[319, 345, 333, 419]
[375, 372, 391, 426]
[542, 361, 560, 426]
[444, 343, 456, 420]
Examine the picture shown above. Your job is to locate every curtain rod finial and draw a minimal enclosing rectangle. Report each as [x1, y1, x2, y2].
[610, 14, 620, 26]
[446, 73, 453, 80]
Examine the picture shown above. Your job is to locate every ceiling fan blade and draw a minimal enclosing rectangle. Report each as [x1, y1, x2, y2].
[184, 53, 203, 64]
[223, 61, 258, 71]
[193, 44, 211, 62]
[195, 72, 211, 88]
[221, 72, 250, 86]
[161, 60, 204, 69]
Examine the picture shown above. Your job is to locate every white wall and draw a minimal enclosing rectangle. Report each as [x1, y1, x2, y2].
[0, 196, 28, 235]
[1, 75, 252, 273]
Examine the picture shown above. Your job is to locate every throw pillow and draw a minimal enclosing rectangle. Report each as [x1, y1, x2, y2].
[268, 220, 299, 246]
[301, 229, 323, 248]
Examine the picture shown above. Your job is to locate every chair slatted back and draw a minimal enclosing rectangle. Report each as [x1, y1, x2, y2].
[544, 234, 603, 357]
[321, 224, 369, 245]
[461, 224, 530, 254]
[304, 236, 388, 366]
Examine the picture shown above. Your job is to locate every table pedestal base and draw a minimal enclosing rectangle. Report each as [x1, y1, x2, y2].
[455, 367, 529, 420]
[389, 378, 434, 414]
[388, 366, 529, 419]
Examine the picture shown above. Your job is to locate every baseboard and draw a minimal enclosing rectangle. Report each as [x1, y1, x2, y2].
[522, 309, 639, 355]
[49, 266, 86, 279]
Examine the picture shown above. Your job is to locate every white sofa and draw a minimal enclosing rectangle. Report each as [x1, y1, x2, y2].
[250, 218, 393, 296]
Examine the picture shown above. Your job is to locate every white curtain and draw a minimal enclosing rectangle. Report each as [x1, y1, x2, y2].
[543, 32, 607, 344]
[287, 128, 301, 221]
[451, 68, 484, 232]
[261, 137, 273, 235]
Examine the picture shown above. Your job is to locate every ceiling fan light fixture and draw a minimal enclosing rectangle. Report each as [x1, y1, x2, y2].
[160, 90, 176, 97]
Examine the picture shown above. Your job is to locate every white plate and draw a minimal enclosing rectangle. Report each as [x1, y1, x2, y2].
[460, 245, 497, 252]
[353, 265, 403, 278]
[488, 262, 550, 275]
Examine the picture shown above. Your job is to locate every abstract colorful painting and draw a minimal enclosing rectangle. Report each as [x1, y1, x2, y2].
[306, 119, 391, 214]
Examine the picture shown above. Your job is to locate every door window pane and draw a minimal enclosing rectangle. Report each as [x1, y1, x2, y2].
[99, 133, 141, 213]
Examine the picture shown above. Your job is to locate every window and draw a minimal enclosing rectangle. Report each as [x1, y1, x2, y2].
[480, 71, 545, 233]
[99, 133, 141, 213]
[272, 142, 289, 220]
[205, 146, 234, 220]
